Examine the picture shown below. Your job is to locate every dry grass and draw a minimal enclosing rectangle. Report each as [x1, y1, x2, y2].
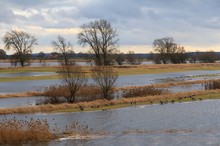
[0, 89, 220, 115]
[0, 118, 54, 144]
[0, 91, 42, 99]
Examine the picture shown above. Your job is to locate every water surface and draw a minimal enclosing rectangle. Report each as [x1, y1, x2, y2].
[4, 99, 220, 146]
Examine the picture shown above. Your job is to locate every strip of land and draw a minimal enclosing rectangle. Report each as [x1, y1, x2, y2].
[0, 89, 220, 115]
[0, 63, 220, 82]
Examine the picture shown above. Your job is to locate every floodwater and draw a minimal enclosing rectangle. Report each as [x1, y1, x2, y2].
[169, 84, 204, 93]
[0, 72, 56, 77]
[0, 96, 45, 108]
[0, 61, 89, 67]
[0, 70, 219, 94]
[4, 99, 220, 146]
[0, 61, 153, 67]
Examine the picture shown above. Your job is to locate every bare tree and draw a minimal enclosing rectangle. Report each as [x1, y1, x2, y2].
[51, 35, 74, 66]
[153, 37, 186, 64]
[198, 50, 217, 63]
[91, 67, 118, 100]
[170, 46, 187, 64]
[153, 37, 176, 64]
[115, 52, 125, 65]
[3, 30, 37, 67]
[59, 65, 87, 103]
[78, 19, 119, 66]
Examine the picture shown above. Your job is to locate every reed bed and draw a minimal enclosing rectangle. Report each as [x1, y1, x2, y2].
[0, 117, 54, 144]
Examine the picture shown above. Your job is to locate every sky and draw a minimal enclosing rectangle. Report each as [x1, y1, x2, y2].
[1, 0, 220, 54]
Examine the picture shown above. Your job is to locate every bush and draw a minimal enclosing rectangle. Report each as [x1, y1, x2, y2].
[41, 84, 104, 104]
[203, 80, 220, 90]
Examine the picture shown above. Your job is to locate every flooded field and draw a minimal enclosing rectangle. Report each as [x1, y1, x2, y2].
[3, 99, 220, 146]
[0, 70, 219, 94]
[0, 66, 220, 145]
[0, 96, 45, 108]
[0, 72, 56, 77]
[0, 61, 154, 68]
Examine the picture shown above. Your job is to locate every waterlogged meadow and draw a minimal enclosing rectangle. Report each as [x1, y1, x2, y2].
[1, 63, 220, 145]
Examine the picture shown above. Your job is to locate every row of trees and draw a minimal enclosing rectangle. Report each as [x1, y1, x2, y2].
[151, 37, 219, 64]
[1, 19, 219, 67]
[2, 19, 119, 67]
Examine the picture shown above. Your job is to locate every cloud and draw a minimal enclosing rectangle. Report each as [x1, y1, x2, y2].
[1, 0, 220, 54]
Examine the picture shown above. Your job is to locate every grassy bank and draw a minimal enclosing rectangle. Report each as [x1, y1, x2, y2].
[0, 89, 220, 115]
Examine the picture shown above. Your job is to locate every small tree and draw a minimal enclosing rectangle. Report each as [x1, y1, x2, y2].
[0, 49, 7, 60]
[59, 65, 87, 103]
[115, 52, 125, 65]
[37, 51, 46, 63]
[198, 51, 217, 63]
[91, 67, 118, 100]
[126, 51, 142, 65]
[51, 35, 74, 66]
[3, 30, 37, 67]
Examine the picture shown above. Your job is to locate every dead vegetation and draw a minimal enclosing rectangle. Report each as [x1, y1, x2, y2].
[203, 80, 220, 90]
[0, 118, 54, 144]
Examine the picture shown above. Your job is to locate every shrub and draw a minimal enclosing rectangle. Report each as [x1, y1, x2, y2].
[203, 80, 220, 90]
[41, 84, 103, 104]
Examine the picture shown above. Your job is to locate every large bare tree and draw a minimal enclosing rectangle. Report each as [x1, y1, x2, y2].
[3, 30, 37, 67]
[51, 35, 74, 66]
[91, 66, 118, 100]
[78, 19, 119, 66]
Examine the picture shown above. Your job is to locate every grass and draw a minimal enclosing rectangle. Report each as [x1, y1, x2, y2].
[0, 92, 42, 99]
[0, 74, 59, 82]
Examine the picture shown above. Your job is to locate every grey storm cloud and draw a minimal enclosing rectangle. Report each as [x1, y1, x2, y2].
[1, 0, 220, 52]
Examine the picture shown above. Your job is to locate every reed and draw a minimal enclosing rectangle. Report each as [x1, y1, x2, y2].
[0, 117, 54, 144]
